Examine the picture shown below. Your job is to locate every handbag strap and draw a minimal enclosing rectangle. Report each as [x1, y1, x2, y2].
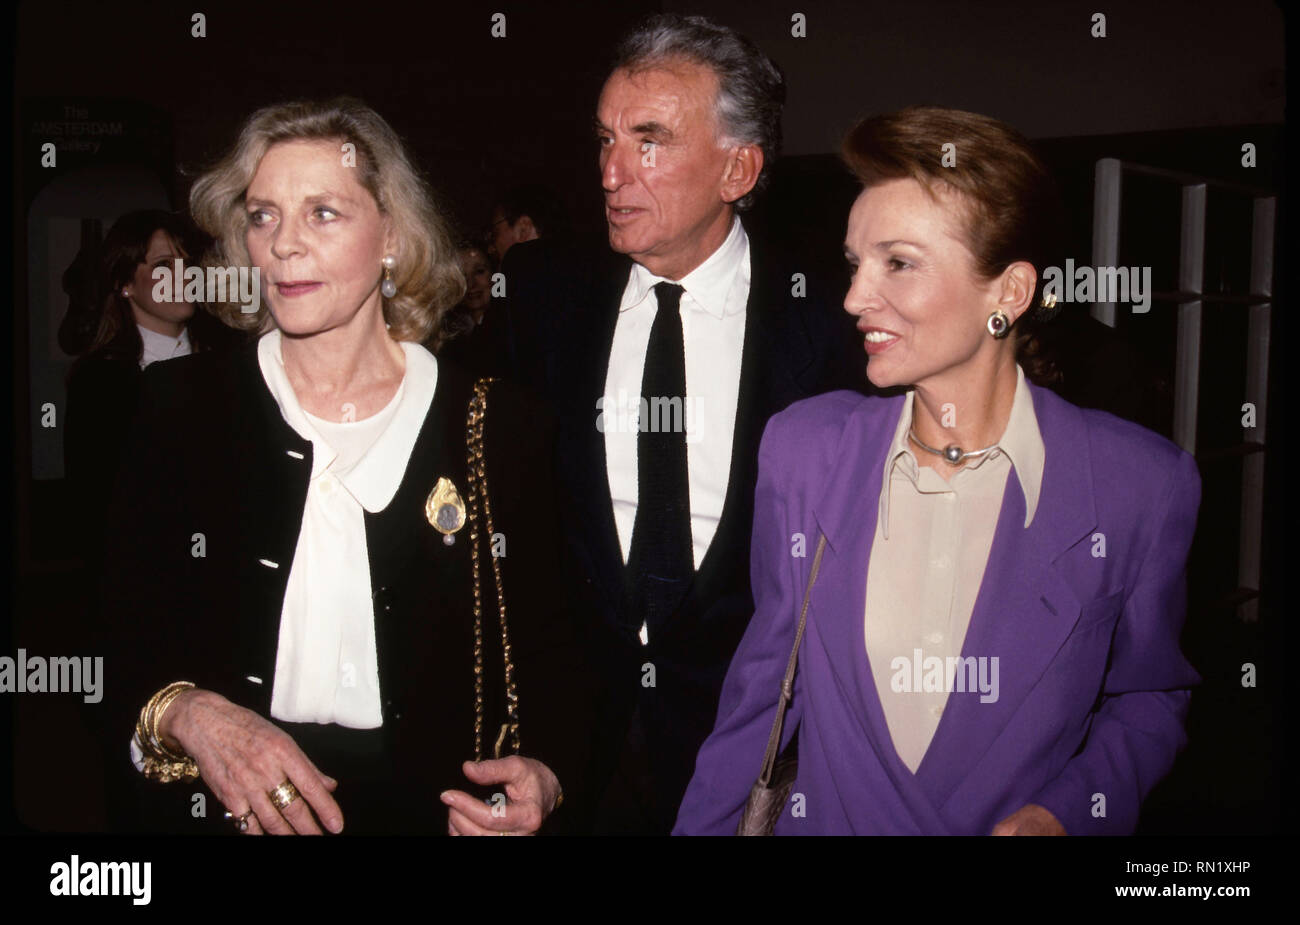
[466, 376, 521, 761]
[756, 533, 827, 787]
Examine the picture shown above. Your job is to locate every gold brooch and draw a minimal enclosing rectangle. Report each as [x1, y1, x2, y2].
[425, 477, 466, 545]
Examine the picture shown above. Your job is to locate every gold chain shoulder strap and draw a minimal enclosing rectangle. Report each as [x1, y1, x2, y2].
[466, 376, 521, 761]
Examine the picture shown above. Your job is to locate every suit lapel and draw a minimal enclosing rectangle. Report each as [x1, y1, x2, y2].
[572, 252, 633, 612]
[660, 229, 818, 636]
[685, 252, 769, 588]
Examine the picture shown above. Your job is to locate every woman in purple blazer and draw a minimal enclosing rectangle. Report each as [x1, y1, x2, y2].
[674, 107, 1201, 836]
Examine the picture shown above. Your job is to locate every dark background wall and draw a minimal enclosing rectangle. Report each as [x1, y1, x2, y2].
[7, 0, 1289, 836]
[15, 0, 1285, 233]
[682, 0, 1284, 150]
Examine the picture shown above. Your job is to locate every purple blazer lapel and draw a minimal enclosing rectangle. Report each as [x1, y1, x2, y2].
[916, 385, 1098, 810]
[809, 396, 954, 832]
[807, 408, 890, 760]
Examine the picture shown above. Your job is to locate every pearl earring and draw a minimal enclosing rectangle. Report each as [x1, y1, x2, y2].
[381, 255, 397, 298]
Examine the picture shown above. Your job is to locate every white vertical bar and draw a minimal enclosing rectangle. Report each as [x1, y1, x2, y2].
[1172, 184, 1206, 454]
[1237, 196, 1275, 623]
[1091, 158, 1122, 328]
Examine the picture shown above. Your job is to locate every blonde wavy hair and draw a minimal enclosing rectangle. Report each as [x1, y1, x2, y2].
[189, 97, 465, 345]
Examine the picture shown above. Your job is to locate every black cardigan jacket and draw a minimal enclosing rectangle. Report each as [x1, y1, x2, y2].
[93, 340, 594, 833]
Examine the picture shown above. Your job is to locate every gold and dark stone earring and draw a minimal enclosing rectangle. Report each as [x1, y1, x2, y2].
[986, 309, 1011, 339]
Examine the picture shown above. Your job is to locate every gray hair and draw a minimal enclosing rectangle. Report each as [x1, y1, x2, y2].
[612, 14, 785, 211]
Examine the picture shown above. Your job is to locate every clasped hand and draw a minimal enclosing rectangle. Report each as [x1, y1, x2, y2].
[165, 689, 560, 835]
[441, 756, 563, 836]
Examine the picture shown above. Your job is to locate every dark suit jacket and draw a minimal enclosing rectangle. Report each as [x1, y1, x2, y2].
[492, 220, 870, 828]
[92, 341, 593, 834]
[65, 326, 246, 568]
[65, 349, 142, 562]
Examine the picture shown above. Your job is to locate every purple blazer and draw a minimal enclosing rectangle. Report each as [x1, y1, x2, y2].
[673, 384, 1201, 835]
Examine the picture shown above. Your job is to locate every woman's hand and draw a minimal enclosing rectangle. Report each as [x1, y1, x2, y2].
[440, 756, 561, 835]
[161, 688, 344, 835]
[992, 803, 1066, 836]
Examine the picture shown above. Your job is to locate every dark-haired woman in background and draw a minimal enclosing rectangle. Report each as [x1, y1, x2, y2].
[676, 107, 1201, 835]
[432, 241, 495, 376]
[64, 210, 230, 561]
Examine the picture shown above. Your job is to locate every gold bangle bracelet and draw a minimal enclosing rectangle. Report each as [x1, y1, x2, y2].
[136, 689, 169, 757]
[151, 684, 193, 761]
[136, 682, 198, 773]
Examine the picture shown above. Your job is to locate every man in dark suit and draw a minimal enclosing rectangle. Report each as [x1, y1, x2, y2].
[495, 13, 869, 834]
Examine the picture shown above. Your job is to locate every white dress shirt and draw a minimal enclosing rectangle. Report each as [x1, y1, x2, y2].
[138, 324, 191, 369]
[604, 215, 750, 580]
[864, 364, 1045, 773]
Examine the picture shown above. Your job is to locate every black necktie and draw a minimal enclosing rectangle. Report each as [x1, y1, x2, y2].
[624, 282, 694, 640]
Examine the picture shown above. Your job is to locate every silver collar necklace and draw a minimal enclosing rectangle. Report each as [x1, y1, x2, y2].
[908, 427, 998, 465]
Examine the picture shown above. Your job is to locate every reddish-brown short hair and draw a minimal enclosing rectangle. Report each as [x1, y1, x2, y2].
[841, 106, 1064, 383]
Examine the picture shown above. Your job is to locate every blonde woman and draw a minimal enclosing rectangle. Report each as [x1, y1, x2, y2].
[99, 98, 591, 835]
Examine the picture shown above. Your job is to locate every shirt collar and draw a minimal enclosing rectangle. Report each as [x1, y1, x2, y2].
[878, 364, 1045, 538]
[257, 329, 439, 513]
[622, 215, 749, 319]
[138, 324, 190, 369]
[999, 364, 1046, 526]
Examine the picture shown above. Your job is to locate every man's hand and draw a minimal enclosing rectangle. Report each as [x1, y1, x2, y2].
[992, 803, 1067, 836]
[441, 756, 561, 835]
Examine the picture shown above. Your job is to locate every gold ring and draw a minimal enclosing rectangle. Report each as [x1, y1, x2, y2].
[268, 780, 300, 810]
